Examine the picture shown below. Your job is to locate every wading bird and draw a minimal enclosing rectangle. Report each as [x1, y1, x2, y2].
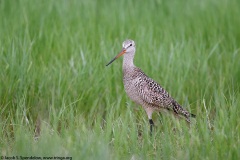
[106, 39, 195, 134]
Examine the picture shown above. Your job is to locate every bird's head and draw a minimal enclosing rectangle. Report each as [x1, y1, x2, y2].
[106, 39, 135, 66]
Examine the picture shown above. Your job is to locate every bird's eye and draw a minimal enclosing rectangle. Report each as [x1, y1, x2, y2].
[129, 44, 132, 47]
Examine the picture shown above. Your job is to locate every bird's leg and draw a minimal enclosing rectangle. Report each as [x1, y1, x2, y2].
[145, 107, 154, 135]
[149, 119, 154, 136]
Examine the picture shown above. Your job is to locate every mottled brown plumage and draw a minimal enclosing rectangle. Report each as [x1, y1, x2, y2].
[106, 39, 195, 133]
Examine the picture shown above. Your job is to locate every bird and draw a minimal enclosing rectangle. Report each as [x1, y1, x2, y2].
[106, 39, 196, 134]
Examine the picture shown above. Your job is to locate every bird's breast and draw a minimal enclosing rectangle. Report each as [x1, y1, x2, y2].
[123, 71, 144, 105]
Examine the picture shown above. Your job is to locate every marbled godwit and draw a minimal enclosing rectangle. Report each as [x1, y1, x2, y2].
[106, 39, 195, 134]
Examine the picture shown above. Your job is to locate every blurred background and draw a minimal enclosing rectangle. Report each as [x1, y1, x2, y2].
[0, 0, 240, 159]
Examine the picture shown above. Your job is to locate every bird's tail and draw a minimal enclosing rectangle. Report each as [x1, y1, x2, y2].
[172, 100, 196, 120]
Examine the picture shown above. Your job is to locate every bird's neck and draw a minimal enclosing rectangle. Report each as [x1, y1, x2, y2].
[123, 53, 135, 70]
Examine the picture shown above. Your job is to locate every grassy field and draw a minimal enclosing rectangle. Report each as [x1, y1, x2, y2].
[1, 0, 240, 159]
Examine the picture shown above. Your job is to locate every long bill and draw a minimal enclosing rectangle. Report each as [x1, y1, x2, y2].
[106, 48, 126, 66]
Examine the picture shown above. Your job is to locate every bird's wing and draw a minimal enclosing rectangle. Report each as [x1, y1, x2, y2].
[137, 73, 173, 108]
[133, 68, 195, 120]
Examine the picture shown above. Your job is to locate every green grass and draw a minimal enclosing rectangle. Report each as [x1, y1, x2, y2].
[1, 0, 240, 159]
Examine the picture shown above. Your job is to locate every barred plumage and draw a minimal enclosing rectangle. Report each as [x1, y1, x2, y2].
[106, 39, 196, 134]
